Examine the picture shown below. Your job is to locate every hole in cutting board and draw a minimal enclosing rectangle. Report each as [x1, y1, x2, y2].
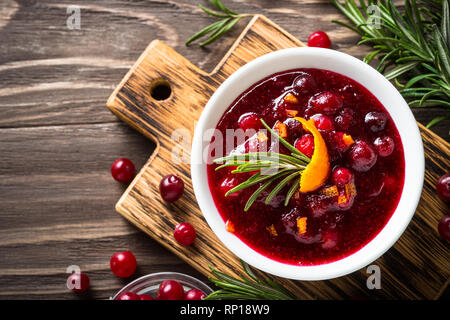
[149, 79, 172, 101]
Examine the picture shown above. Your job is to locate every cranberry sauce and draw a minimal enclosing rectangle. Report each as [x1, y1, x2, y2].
[207, 68, 405, 265]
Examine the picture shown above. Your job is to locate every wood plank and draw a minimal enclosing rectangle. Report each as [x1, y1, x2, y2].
[0, 0, 448, 300]
[107, 15, 450, 299]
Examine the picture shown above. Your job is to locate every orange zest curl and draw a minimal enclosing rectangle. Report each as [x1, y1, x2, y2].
[293, 117, 330, 193]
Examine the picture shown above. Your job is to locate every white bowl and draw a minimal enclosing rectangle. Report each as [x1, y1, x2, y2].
[191, 47, 424, 280]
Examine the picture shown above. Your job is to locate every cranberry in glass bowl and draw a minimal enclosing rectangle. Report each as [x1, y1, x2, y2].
[111, 272, 213, 300]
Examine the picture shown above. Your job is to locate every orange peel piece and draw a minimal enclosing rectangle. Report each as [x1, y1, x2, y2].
[266, 224, 278, 237]
[294, 117, 330, 193]
[297, 217, 307, 235]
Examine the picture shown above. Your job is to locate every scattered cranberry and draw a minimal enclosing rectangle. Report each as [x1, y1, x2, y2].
[184, 288, 206, 300]
[373, 136, 395, 157]
[67, 272, 90, 292]
[436, 173, 450, 202]
[111, 158, 135, 183]
[238, 112, 261, 131]
[292, 73, 317, 95]
[332, 167, 353, 188]
[348, 140, 377, 172]
[438, 215, 450, 241]
[174, 222, 196, 246]
[365, 111, 387, 132]
[117, 292, 140, 300]
[311, 114, 334, 131]
[158, 280, 185, 300]
[295, 134, 315, 158]
[309, 91, 343, 115]
[307, 31, 331, 49]
[139, 294, 154, 300]
[334, 108, 354, 130]
[110, 251, 137, 278]
[159, 174, 184, 203]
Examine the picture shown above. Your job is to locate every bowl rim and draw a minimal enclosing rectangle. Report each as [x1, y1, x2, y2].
[191, 47, 424, 280]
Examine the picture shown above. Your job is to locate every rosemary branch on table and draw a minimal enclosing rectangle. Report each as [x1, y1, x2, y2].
[213, 119, 311, 211]
[185, 0, 253, 46]
[204, 260, 297, 300]
[331, 0, 450, 130]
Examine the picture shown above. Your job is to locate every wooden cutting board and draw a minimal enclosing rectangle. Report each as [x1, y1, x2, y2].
[106, 15, 449, 299]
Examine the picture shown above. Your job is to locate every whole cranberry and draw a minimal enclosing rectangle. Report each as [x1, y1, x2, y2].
[283, 117, 304, 140]
[139, 294, 154, 300]
[321, 229, 338, 249]
[111, 158, 135, 183]
[295, 134, 315, 158]
[159, 174, 184, 203]
[174, 222, 196, 246]
[438, 215, 450, 241]
[332, 167, 353, 188]
[110, 251, 137, 278]
[184, 288, 206, 300]
[117, 292, 140, 300]
[365, 111, 388, 132]
[311, 114, 334, 131]
[238, 112, 261, 131]
[334, 108, 355, 130]
[220, 177, 242, 198]
[67, 272, 90, 292]
[373, 136, 395, 157]
[348, 140, 377, 172]
[307, 31, 331, 48]
[158, 280, 185, 300]
[436, 173, 450, 202]
[292, 73, 317, 95]
[309, 92, 343, 115]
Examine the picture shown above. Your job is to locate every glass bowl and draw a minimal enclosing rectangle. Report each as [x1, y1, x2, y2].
[111, 272, 214, 300]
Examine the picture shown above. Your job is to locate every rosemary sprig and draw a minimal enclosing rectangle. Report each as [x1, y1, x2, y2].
[213, 119, 310, 211]
[204, 260, 297, 300]
[186, 0, 253, 46]
[331, 0, 450, 130]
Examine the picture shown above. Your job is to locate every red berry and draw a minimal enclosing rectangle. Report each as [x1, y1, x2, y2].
[348, 140, 377, 172]
[184, 289, 206, 300]
[332, 167, 353, 188]
[309, 92, 343, 115]
[373, 136, 395, 157]
[111, 158, 135, 183]
[321, 229, 338, 249]
[311, 114, 334, 131]
[238, 112, 261, 131]
[117, 292, 140, 300]
[158, 280, 185, 300]
[174, 222, 196, 246]
[67, 272, 90, 292]
[295, 134, 315, 158]
[365, 111, 387, 132]
[308, 31, 331, 48]
[159, 174, 184, 203]
[292, 73, 317, 95]
[110, 251, 137, 278]
[220, 177, 242, 198]
[139, 294, 154, 300]
[436, 173, 450, 202]
[438, 215, 450, 241]
[334, 108, 354, 130]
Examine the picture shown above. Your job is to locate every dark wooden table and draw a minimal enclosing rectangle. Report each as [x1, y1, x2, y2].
[0, 0, 448, 300]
